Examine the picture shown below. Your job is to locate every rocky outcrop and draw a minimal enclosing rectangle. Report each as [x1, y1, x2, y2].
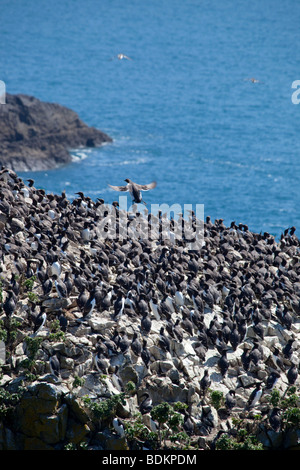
[0, 168, 300, 450]
[0, 94, 112, 171]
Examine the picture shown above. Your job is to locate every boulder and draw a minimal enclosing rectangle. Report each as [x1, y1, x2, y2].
[14, 383, 68, 444]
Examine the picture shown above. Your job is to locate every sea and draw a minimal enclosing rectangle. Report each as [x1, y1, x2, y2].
[1, 0, 300, 238]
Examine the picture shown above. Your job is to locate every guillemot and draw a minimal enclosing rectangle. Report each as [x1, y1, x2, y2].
[108, 179, 156, 205]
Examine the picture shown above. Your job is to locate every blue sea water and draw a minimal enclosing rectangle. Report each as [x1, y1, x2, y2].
[1, 0, 300, 237]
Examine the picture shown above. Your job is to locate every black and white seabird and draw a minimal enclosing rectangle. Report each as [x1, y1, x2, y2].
[269, 407, 281, 432]
[183, 410, 194, 436]
[246, 383, 262, 409]
[140, 311, 152, 335]
[139, 392, 152, 415]
[225, 390, 236, 412]
[33, 308, 47, 335]
[112, 417, 125, 437]
[3, 291, 16, 317]
[282, 338, 294, 360]
[271, 347, 285, 372]
[199, 369, 211, 396]
[94, 348, 108, 374]
[131, 332, 142, 357]
[108, 179, 157, 205]
[111, 366, 124, 392]
[173, 318, 184, 343]
[287, 363, 298, 385]
[266, 370, 281, 390]
[58, 312, 68, 332]
[248, 342, 262, 367]
[49, 354, 61, 378]
[158, 327, 171, 353]
[141, 339, 151, 367]
[218, 349, 229, 377]
[118, 331, 130, 353]
[54, 275, 68, 299]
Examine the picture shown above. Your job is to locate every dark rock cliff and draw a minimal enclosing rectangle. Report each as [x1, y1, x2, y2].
[0, 94, 112, 171]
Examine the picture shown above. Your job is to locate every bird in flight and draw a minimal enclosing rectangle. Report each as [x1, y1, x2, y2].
[244, 77, 262, 83]
[110, 53, 133, 61]
[108, 178, 157, 205]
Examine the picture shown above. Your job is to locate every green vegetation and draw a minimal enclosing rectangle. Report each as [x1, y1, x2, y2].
[22, 275, 36, 293]
[125, 413, 159, 449]
[24, 336, 43, 359]
[48, 319, 65, 342]
[210, 390, 224, 410]
[214, 387, 300, 450]
[215, 431, 264, 450]
[0, 386, 26, 420]
[124, 401, 192, 450]
[125, 380, 136, 395]
[73, 375, 85, 388]
[82, 393, 126, 421]
[270, 387, 300, 429]
[17, 336, 44, 381]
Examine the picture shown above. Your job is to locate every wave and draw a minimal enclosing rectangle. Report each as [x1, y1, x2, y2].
[96, 156, 151, 167]
[70, 148, 93, 162]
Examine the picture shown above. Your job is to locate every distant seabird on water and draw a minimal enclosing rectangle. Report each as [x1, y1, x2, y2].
[110, 53, 133, 61]
[108, 179, 157, 205]
[244, 77, 262, 83]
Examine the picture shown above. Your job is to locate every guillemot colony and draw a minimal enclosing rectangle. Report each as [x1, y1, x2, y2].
[0, 167, 300, 450]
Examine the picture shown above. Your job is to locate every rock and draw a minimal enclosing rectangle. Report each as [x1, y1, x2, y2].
[202, 406, 219, 429]
[257, 428, 284, 450]
[167, 367, 180, 384]
[76, 373, 109, 398]
[142, 413, 158, 432]
[23, 436, 54, 450]
[14, 383, 68, 444]
[0, 423, 18, 450]
[39, 404, 68, 444]
[119, 364, 139, 385]
[104, 435, 129, 451]
[64, 393, 90, 425]
[0, 93, 112, 171]
[65, 418, 90, 445]
[42, 297, 70, 311]
[10, 218, 25, 232]
[88, 315, 116, 332]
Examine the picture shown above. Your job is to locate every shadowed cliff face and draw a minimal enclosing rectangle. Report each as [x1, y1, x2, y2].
[0, 94, 112, 171]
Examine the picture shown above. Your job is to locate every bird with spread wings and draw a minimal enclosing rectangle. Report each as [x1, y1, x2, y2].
[108, 178, 157, 205]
